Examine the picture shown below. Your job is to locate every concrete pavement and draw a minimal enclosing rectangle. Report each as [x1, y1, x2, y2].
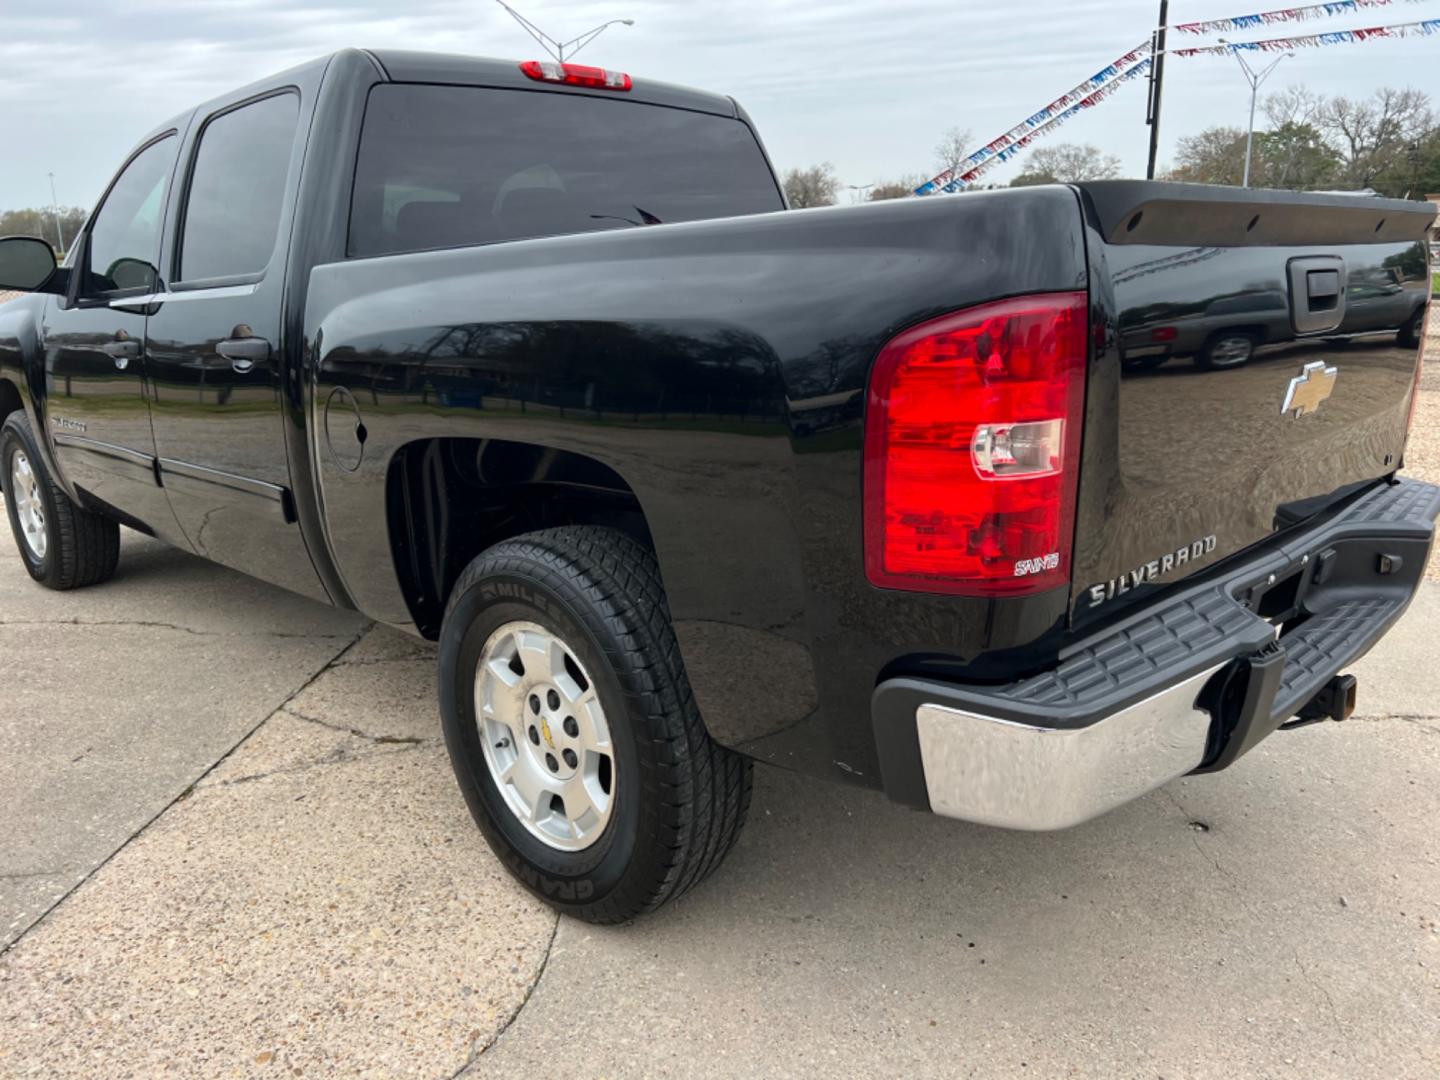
[471, 591, 1440, 1077]
[1, 351, 1437, 1077]
[1, 541, 1436, 1078]
[0, 531, 367, 949]
[0, 617, 554, 1078]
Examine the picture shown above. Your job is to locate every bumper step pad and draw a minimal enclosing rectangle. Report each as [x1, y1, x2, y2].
[873, 479, 1440, 825]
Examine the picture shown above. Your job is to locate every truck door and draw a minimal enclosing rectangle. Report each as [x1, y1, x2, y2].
[40, 132, 189, 546]
[144, 85, 328, 602]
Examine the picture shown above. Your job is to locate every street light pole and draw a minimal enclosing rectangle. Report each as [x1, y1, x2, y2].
[46, 172, 65, 253]
[493, 1, 634, 63]
[1218, 41, 1294, 188]
[556, 18, 635, 61]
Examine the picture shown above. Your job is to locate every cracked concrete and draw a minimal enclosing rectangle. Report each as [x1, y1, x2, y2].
[0, 617, 356, 639]
[282, 705, 430, 745]
[3, 570, 1439, 1080]
[0, 530, 369, 949]
[0, 696, 553, 1078]
[0, 587, 554, 1078]
[463, 587, 1440, 1080]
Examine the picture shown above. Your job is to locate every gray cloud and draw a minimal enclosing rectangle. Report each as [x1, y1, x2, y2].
[3, 0, 1437, 212]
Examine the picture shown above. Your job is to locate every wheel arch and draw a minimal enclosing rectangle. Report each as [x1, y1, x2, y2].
[0, 377, 22, 426]
[385, 436, 656, 639]
[1203, 324, 1266, 346]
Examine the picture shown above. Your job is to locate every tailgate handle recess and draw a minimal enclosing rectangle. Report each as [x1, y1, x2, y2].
[1305, 270, 1340, 311]
[1288, 256, 1346, 334]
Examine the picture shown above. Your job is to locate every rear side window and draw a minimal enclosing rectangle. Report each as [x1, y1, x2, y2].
[179, 92, 299, 282]
[349, 84, 783, 258]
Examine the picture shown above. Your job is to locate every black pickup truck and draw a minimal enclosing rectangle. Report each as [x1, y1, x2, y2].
[0, 50, 1435, 923]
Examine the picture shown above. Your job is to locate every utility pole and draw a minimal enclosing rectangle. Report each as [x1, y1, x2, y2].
[493, 1, 634, 63]
[1145, 0, 1168, 180]
[46, 172, 66, 253]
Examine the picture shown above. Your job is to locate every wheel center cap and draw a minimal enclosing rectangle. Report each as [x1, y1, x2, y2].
[539, 715, 556, 750]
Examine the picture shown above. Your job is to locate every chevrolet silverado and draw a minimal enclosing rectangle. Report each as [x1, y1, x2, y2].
[0, 50, 1434, 922]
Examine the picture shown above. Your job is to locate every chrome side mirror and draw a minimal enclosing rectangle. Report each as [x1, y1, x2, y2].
[0, 236, 59, 293]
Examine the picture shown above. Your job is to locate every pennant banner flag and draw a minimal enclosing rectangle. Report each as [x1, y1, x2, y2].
[916, 58, 1155, 194]
[914, 41, 1152, 195]
[913, 9, 1440, 196]
[1173, 17, 1440, 55]
[1173, 0, 1429, 36]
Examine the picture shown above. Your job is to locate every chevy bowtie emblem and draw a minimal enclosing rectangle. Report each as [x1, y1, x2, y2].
[1281, 360, 1338, 418]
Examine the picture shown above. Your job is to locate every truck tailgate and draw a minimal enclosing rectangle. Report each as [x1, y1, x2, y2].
[1071, 182, 1432, 619]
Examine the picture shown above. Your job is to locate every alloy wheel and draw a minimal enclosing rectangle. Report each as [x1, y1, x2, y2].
[1208, 335, 1253, 367]
[473, 621, 615, 851]
[9, 451, 46, 560]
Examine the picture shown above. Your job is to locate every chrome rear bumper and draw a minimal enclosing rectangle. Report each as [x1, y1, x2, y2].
[872, 478, 1440, 831]
[914, 666, 1220, 830]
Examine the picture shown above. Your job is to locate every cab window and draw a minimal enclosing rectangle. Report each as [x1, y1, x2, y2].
[84, 135, 177, 297]
[178, 92, 299, 283]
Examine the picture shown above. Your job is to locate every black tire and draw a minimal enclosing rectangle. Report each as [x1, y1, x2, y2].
[1397, 307, 1426, 349]
[1196, 331, 1256, 370]
[438, 526, 752, 924]
[1, 412, 120, 589]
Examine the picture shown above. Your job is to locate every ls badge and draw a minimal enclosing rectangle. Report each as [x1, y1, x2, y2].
[1282, 360, 1337, 418]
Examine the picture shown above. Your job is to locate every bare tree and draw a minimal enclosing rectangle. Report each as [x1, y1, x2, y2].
[1263, 84, 1325, 130]
[1258, 86, 1332, 189]
[1010, 143, 1122, 185]
[782, 163, 841, 208]
[933, 126, 976, 180]
[1316, 87, 1434, 189]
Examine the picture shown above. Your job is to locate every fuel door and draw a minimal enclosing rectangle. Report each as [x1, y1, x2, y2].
[1287, 255, 1346, 335]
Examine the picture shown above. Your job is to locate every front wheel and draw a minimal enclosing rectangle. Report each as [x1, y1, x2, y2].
[1, 412, 119, 589]
[438, 526, 752, 924]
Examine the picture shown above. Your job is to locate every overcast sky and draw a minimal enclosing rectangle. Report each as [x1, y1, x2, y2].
[2, 0, 1439, 213]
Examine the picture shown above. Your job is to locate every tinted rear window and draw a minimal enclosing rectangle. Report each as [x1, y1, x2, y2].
[349, 84, 783, 258]
[181, 92, 299, 282]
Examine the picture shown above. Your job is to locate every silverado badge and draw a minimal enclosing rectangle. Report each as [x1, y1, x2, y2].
[1086, 535, 1218, 608]
[1281, 360, 1337, 419]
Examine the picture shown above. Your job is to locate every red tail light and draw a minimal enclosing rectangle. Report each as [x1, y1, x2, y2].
[519, 60, 632, 91]
[863, 292, 1088, 596]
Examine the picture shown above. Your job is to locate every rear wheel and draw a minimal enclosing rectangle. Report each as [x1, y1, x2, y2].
[438, 526, 752, 923]
[1197, 331, 1256, 370]
[1, 412, 119, 589]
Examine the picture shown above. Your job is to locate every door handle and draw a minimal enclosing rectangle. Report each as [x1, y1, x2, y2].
[216, 334, 271, 374]
[100, 339, 140, 370]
